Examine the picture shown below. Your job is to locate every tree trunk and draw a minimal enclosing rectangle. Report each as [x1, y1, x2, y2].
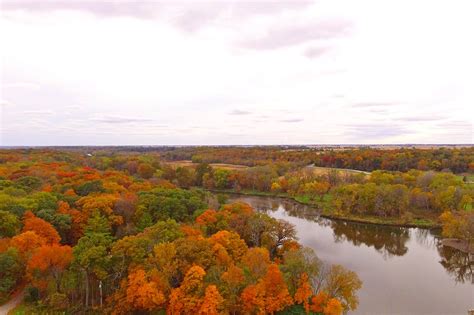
[85, 271, 89, 308]
[99, 280, 103, 308]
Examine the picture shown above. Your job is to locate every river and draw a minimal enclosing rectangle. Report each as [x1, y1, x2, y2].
[227, 194, 474, 315]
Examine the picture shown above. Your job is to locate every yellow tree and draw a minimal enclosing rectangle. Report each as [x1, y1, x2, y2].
[323, 265, 362, 312]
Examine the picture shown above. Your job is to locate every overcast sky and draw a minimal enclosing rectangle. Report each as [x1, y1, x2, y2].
[1, 0, 473, 145]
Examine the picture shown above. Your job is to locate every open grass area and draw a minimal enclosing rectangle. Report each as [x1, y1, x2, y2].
[457, 173, 474, 184]
[8, 304, 34, 315]
[165, 160, 249, 170]
[7, 303, 51, 315]
[306, 165, 371, 176]
[208, 163, 249, 170]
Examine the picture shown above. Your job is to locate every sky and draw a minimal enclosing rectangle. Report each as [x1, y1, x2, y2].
[1, 0, 473, 145]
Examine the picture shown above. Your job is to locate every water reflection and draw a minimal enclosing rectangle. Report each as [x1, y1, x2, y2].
[226, 194, 474, 294]
[438, 245, 474, 284]
[329, 221, 410, 258]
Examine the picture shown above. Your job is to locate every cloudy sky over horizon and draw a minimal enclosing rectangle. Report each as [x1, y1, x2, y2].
[1, 0, 473, 145]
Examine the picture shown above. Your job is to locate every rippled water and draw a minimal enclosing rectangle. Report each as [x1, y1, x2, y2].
[227, 194, 474, 315]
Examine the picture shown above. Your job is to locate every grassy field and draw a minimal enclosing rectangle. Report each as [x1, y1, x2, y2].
[8, 304, 36, 315]
[306, 165, 371, 176]
[456, 173, 474, 184]
[164, 160, 249, 170]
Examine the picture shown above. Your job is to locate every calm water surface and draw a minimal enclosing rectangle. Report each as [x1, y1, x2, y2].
[227, 195, 474, 315]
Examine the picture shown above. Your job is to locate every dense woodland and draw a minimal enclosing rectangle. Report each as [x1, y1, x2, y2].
[157, 146, 474, 173]
[158, 147, 472, 232]
[0, 149, 362, 314]
[0, 147, 472, 314]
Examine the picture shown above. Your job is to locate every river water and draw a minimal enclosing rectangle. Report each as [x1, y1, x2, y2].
[227, 194, 474, 315]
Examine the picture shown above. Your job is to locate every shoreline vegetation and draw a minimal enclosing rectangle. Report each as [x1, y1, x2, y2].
[208, 188, 441, 229]
[210, 189, 474, 254]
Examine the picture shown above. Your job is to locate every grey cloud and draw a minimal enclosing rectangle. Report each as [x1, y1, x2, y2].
[229, 109, 252, 115]
[3, 1, 313, 32]
[3, 82, 41, 90]
[304, 46, 331, 58]
[393, 115, 446, 122]
[352, 102, 396, 108]
[91, 115, 154, 124]
[21, 110, 55, 116]
[344, 123, 412, 139]
[0, 100, 15, 107]
[369, 109, 389, 114]
[2, 1, 159, 18]
[280, 118, 304, 123]
[170, 3, 312, 32]
[64, 105, 84, 111]
[436, 120, 472, 128]
[241, 18, 352, 50]
[320, 68, 347, 76]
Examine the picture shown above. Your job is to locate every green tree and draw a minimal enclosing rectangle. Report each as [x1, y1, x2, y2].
[36, 208, 71, 241]
[75, 180, 105, 196]
[0, 248, 22, 299]
[15, 176, 42, 192]
[0, 210, 20, 237]
[281, 247, 320, 295]
[73, 213, 113, 308]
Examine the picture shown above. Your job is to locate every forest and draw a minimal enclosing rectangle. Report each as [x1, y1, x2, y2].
[0, 146, 472, 314]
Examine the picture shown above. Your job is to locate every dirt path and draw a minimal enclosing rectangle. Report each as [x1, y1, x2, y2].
[0, 290, 24, 315]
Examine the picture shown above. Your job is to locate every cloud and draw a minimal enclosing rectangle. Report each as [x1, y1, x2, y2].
[368, 108, 389, 114]
[351, 102, 396, 108]
[0, 100, 15, 107]
[393, 115, 446, 122]
[21, 110, 55, 116]
[280, 118, 304, 123]
[344, 123, 412, 139]
[229, 109, 252, 115]
[436, 120, 472, 128]
[1, 1, 159, 19]
[2, 82, 41, 90]
[304, 46, 331, 58]
[2, 1, 313, 32]
[64, 105, 84, 111]
[90, 114, 155, 124]
[240, 18, 352, 50]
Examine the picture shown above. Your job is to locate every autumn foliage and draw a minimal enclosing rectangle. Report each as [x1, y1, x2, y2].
[0, 148, 369, 313]
[125, 268, 165, 311]
[22, 211, 61, 245]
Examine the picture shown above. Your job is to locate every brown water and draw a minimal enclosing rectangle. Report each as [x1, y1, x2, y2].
[227, 194, 474, 315]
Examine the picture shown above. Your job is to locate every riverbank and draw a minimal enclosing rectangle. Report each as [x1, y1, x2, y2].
[208, 189, 440, 229]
